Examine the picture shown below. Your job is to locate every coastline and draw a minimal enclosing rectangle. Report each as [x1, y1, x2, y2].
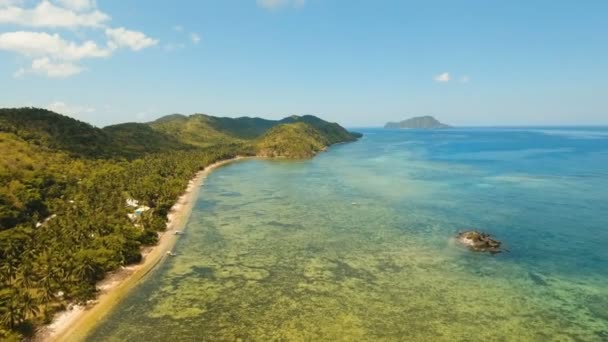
[36, 156, 248, 342]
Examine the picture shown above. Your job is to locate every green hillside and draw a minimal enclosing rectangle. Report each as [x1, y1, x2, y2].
[0, 131, 72, 231]
[149, 112, 360, 149]
[0, 108, 112, 158]
[0, 108, 360, 159]
[280, 115, 362, 144]
[147, 113, 276, 147]
[256, 122, 328, 158]
[102, 123, 193, 158]
[148, 114, 239, 147]
[205, 115, 277, 139]
[0, 107, 360, 339]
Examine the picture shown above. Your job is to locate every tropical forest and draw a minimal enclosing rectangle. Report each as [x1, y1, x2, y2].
[0, 107, 360, 340]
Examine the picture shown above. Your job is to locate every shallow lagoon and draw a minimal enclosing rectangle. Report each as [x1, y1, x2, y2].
[89, 128, 608, 341]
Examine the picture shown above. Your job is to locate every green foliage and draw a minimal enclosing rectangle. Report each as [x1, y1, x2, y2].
[0, 107, 359, 337]
[149, 114, 246, 147]
[256, 122, 328, 158]
[0, 108, 112, 158]
[150, 113, 276, 142]
[149, 112, 361, 148]
[204, 115, 276, 139]
[280, 115, 361, 144]
[256, 116, 361, 158]
[102, 122, 193, 158]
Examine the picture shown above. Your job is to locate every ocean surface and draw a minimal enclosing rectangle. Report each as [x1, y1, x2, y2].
[89, 127, 608, 341]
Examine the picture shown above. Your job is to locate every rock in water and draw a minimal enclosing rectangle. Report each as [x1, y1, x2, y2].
[456, 230, 503, 254]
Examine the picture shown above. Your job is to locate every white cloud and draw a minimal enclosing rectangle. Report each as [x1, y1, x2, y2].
[55, 0, 96, 12]
[106, 27, 158, 51]
[46, 100, 95, 117]
[0, 0, 21, 6]
[257, 0, 306, 10]
[0, 31, 111, 60]
[190, 32, 200, 44]
[0, 1, 158, 78]
[0, 29, 157, 78]
[434, 72, 450, 83]
[14, 57, 83, 78]
[0, 0, 109, 28]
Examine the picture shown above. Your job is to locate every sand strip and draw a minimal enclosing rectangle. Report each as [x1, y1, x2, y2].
[36, 156, 248, 342]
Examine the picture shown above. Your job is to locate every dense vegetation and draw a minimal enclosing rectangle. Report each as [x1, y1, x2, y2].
[0, 107, 359, 339]
[257, 122, 329, 158]
[280, 115, 363, 144]
[0, 108, 113, 158]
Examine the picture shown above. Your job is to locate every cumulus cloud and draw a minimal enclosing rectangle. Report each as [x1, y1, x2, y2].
[14, 58, 83, 78]
[0, 31, 111, 60]
[190, 32, 200, 44]
[434, 72, 450, 83]
[0, 0, 109, 28]
[257, 0, 306, 10]
[55, 0, 96, 12]
[0, 0, 24, 6]
[0, 0, 158, 78]
[106, 27, 158, 51]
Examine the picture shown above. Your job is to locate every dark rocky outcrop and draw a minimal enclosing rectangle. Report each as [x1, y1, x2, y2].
[456, 230, 504, 254]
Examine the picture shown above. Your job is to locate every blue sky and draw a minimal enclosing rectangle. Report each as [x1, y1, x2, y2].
[1, 0, 607, 127]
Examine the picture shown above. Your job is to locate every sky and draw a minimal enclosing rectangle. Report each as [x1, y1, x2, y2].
[0, 0, 607, 127]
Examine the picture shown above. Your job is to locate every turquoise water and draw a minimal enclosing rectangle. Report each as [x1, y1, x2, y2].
[89, 128, 608, 341]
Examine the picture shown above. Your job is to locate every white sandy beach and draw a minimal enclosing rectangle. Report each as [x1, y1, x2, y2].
[35, 157, 248, 342]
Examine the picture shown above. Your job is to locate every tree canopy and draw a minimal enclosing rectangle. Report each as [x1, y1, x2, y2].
[0, 107, 360, 339]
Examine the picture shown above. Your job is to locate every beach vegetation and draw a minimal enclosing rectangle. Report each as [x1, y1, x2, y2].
[0, 107, 360, 338]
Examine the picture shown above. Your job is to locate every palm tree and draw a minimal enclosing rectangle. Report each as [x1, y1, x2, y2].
[0, 288, 22, 330]
[19, 290, 40, 320]
[34, 249, 58, 305]
[15, 262, 36, 290]
[0, 239, 21, 284]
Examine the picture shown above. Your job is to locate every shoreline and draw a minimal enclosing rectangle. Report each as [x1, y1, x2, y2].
[36, 156, 249, 342]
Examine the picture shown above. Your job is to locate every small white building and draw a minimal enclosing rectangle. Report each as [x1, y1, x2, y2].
[127, 204, 151, 222]
[126, 198, 139, 208]
[134, 206, 151, 216]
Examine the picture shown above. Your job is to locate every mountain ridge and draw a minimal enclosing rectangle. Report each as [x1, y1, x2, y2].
[0, 107, 361, 159]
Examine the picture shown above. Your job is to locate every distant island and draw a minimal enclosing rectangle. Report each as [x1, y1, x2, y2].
[0, 108, 361, 340]
[384, 115, 451, 129]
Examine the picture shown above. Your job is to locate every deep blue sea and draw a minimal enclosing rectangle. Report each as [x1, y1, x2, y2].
[90, 127, 608, 341]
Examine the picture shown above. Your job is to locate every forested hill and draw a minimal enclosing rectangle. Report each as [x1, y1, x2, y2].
[384, 115, 451, 129]
[0, 107, 360, 340]
[0, 108, 113, 157]
[0, 108, 360, 158]
[257, 122, 329, 158]
[147, 112, 361, 148]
